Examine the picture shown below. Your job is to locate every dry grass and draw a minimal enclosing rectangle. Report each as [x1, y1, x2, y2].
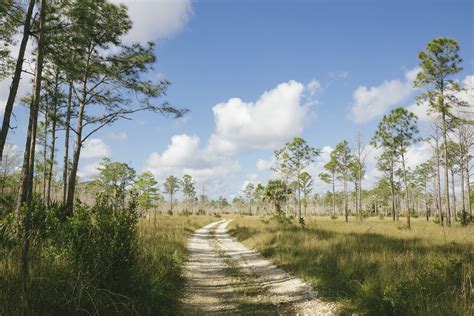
[229, 216, 473, 315]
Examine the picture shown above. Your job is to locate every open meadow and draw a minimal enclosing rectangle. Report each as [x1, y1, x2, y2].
[230, 216, 473, 315]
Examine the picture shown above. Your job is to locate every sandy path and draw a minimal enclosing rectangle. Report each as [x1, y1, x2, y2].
[180, 219, 337, 315]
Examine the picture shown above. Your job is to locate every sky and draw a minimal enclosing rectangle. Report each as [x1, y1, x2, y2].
[1, 0, 473, 199]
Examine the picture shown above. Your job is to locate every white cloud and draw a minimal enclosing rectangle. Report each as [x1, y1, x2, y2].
[208, 80, 311, 155]
[77, 160, 102, 179]
[406, 141, 432, 169]
[306, 79, 321, 97]
[81, 138, 110, 159]
[111, 0, 192, 43]
[107, 131, 128, 140]
[144, 134, 240, 186]
[350, 67, 421, 124]
[256, 158, 274, 172]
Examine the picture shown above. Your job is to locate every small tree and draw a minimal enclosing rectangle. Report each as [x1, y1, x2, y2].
[299, 172, 313, 217]
[244, 182, 255, 214]
[262, 180, 292, 216]
[332, 140, 354, 222]
[274, 137, 319, 222]
[133, 171, 160, 215]
[373, 108, 420, 228]
[182, 174, 196, 214]
[163, 175, 180, 213]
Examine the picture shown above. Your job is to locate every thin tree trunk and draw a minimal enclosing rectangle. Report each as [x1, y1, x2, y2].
[344, 178, 348, 222]
[435, 132, 444, 225]
[0, 0, 35, 161]
[442, 109, 451, 226]
[401, 153, 410, 228]
[451, 170, 457, 221]
[42, 103, 48, 203]
[390, 165, 396, 221]
[47, 72, 60, 206]
[62, 82, 73, 204]
[332, 172, 336, 216]
[66, 98, 86, 213]
[16, 0, 47, 279]
[467, 163, 472, 218]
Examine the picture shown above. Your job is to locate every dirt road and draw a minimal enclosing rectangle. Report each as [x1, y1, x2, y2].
[180, 220, 337, 315]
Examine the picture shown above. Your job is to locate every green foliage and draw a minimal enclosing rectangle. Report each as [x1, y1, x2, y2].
[263, 179, 292, 215]
[134, 171, 160, 213]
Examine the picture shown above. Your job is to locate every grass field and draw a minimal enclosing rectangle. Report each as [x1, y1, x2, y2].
[229, 216, 473, 315]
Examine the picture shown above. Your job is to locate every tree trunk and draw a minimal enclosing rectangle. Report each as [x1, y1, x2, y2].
[66, 98, 86, 213]
[467, 163, 472, 218]
[62, 82, 73, 204]
[435, 132, 444, 225]
[344, 178, 348, 222]
[451, 170, 457, 221]
[441, 109, 451, 226]
[47, 73, 60, 206]
[332, 172, 336, 216]
[401, 153, 410, 228]
[42, 103, 49, 203]
[390, 166, 396, 221]
[460, 160, 466, 220]
[0, 0, 35, 161]
[16, 0, 47, 280]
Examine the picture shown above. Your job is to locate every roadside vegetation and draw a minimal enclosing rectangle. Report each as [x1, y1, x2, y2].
[230, 216, 473, 315]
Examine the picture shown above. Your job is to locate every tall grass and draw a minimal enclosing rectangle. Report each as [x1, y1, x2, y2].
[230, 216, 473, 315]
[0, 198, 215, 316]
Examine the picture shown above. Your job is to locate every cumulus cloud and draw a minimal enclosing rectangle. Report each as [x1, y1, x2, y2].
[208, 80, 311, 155]
[111, 0, 192, 42]
[256, 158, 274, 172]
[81, 138, 111, 159]
[143, 80, 318, 195]
[350, 67, 420, 124]
[143, 134, 240, 185]
[78, 160, 102, 179]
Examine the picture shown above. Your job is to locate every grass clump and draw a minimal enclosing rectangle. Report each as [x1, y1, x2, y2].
[229, 216, 473, 316]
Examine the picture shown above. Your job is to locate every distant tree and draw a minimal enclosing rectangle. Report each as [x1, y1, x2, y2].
[414, 37, 467, 226]
[332, 140, 354, 222]
[133, 171, 160, 214]
[263, 179, 292, 216]
[253, 183, 265, 214]
[97, 158, 136, 208]
[164, 175, 180, 213]
[0, 144, 20, 194]
[274, 137, 320, 222]
[376, 150, 399, 221]
[414, 161, 434, 221]
[244, 182, 255, 214]
[319, 156, 338, 217]
[373, 108, 420, 228]
[182, 174, 196, 213]
[299, 172, 313, 217]
[352, 131, 370, 216]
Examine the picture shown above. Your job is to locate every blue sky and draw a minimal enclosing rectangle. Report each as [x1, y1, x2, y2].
[1, 0, 473, 198]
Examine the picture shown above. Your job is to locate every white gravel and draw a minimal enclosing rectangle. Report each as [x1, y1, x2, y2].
[180, 219, 338, 315]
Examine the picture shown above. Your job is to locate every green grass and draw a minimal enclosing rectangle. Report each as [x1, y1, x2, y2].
[229, 216, 473, 316]
[0, 214, 216, 315]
